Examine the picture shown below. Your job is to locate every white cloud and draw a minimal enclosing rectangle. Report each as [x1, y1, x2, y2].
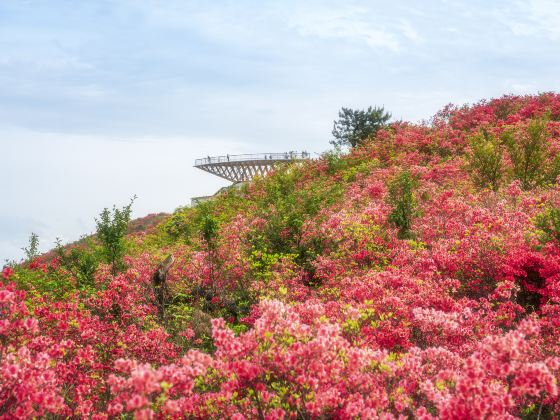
[397, 19, 423, 44]
[527, 0, 560, 39]
[287, 4, 401, 51]
[497, 0, 560, 40]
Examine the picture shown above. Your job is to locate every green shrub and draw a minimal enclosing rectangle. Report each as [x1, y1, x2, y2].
[548, 154, 560, 187]
[200, 212, 218, 250]
[260, 168, 341, 248]
[467, 129, 504, 191]
[535, 206, 560, 244]
[503, 117, 549, 190]
[388, 170, 419, 239]
[468, 118, 559, 191]
[10, 267, 74, 300]
[199, 205, 219, 286]
[248, 165, 343, 282]
[160, 206, 193, 241]
[95, 196, 135, 275]
[22, 232, 40, 261]
[54, 238, 100, 292]
[159, 187, 246, 247]
[322, 148, 348, 175]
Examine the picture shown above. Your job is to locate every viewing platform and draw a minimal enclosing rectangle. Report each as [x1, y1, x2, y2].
[194, 152, 311, 183]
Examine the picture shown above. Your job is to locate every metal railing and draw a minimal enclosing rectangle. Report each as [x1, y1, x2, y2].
[195, 152, 311, 166]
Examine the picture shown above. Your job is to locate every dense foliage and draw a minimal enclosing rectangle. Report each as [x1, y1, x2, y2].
[3, 93, 560, 418]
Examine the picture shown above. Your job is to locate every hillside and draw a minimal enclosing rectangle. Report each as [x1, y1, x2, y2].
[3, 93, 560, 418]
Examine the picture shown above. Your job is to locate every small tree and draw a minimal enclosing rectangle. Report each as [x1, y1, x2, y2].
[331, 106, 391, 148]
[95, 196, 135, 275]
[201, 213, 218, 250]
[22, 232, 40, 261]
[468, 129, 504, 191]
[388, 170, 419, 239]
[504, 117, 549, 190]
[200, 210, 219, 288]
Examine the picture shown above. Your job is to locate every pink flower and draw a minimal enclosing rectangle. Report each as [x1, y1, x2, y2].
[3, 364, 19, 378]
[2, 266, 14, 280]
[507, 180, 522, 198]
[23, 317, 39, 333]
[127, 394, 147, 410]
[180, 328, 195, 340]
[0, 289, 14, 304]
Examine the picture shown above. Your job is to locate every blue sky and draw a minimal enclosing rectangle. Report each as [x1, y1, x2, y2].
[1, 0, 560, 261]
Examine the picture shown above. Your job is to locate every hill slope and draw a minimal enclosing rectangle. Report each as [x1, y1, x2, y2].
[3, 93, 560, 418]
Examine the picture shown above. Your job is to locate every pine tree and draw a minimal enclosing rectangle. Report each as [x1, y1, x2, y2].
[331, 106, 391, 148]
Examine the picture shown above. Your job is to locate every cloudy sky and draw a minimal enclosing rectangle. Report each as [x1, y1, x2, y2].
[1, 0, 559, 261]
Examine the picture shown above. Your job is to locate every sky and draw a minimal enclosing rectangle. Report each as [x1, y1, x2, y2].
[1, 0, 560, 262]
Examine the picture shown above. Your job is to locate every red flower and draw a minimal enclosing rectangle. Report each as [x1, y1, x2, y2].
[50, 258, 60, 270]
[29, 259, 47, 273]
[2, 266, 14, 280]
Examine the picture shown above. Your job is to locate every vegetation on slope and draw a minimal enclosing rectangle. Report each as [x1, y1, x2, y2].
[3, 93, 560, 418]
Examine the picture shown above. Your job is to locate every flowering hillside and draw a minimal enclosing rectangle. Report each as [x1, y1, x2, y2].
[4, 93, 560, 418]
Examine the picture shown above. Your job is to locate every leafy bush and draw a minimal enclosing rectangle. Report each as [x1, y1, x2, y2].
[8, 266, 75, 299]
[535, 205, 560, 244]
[54, 238, 100, 292]
[159, 206, 194, 240]
[199, 204, 219, 286]
[322, 148, 347, 175]
[251, 165, 342, 271]
[387, 170, 419, 238]
[95, 196, 135, 275]
[200, 210, 218, 250]
[160, 187, 246, 245]
[21, 232, 40, 262]
[468, 118, 560, 191]
[468, 129, 504, 191]
[504, 117, 549, 189]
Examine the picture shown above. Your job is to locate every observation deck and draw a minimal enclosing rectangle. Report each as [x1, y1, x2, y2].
[194, 152, 311, 183]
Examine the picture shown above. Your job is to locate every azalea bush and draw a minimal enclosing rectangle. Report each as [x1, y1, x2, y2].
[3, 93, 560, 418]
